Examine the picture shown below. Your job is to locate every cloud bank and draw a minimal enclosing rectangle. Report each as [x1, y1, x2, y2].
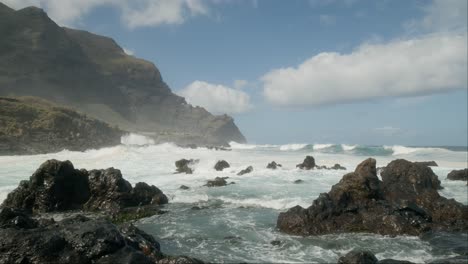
[178, 81, 251, 114]
[261, 34, 467, 106]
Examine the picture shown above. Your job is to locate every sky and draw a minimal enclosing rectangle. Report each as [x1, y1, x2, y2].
[4, 0, 468, 146]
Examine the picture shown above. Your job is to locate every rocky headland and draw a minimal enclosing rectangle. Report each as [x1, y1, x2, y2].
[0, 97, 122, 155]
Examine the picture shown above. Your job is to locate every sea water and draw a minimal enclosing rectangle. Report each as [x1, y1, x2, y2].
[0, 134, 467, 263]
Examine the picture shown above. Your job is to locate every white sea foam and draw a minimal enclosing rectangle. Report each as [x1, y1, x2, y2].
[121, 133, 155, 145]
[279, 143, 308, 151]
[313, 143, 334, 150]
[342, 144, 357, 151]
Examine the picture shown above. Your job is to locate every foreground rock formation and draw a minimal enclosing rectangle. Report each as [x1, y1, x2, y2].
[0, 3, 245, 146]
[2, 159, 168, 218]
[278, 158, 468, 236]
[0, 208, 202, 264]
[0, 97, 122, 155]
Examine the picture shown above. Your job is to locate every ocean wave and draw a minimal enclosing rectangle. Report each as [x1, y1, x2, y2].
[121, 133, 155, 146]
[279, 143, 309, 151]
[228, 142, 277, 150]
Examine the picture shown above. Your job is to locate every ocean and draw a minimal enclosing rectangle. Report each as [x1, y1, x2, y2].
[0, 133, 467, 263]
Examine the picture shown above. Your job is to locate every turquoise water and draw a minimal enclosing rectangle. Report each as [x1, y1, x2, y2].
[0, 136, 467, 263]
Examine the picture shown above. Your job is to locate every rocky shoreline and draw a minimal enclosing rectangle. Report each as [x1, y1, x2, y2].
[1, 156, 466, 263]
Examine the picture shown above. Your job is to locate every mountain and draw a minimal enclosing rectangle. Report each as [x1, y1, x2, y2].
[0, 96, 122, 155]
[0, 3, 246, 146]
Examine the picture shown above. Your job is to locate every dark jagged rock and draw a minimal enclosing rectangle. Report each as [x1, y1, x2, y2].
[294, 179, 304, 184]
[331, 164, 347, 170]
[237, 166, 253, 176]
[214, 160, 230, 171]
[175, 159, 198, 174]
[267, 161, 281, 169]
[337, 250, 378, 264]
[2, 160, 168, 217]
[0, 207, 38, 229]
[337, 251, 416, 264]
[205, 177, 230, 187]
[0, 3, 245, 146]
[0, 97, 123, 155]
[0, 212, 203, 264]
[414, 161, 438, 167]
[278, 158, 468, 236]
[447, 169, 468, 181]
[2, 159, 90, 213]
[179, 185, 190, 190]
[296, 156, 316, 170]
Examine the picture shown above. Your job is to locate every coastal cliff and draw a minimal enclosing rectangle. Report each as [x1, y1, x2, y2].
[0, 3, 246, 146]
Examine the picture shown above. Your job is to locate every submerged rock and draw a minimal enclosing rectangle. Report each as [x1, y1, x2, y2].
[175, 159, 198, 174]
[296, 156, 316, 170]
[237, 166, 253, 176]
[2, 160, 168, 217]
[414, 161, 438, 167]
[337, 250, 415, 264]
[205, 177, 230, 187]
[277, 158, 468, 236]
[337, 250, 378, 264]
[293, 179, 304, 184]
[447, 169, 468, 181]
[331, 164, 346, 170]
[267, 161, 281, 169]
[179, 185, 190, 190]
[214, 160, 230, 171]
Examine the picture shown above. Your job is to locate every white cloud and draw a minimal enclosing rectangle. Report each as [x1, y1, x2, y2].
[261, 33, 467, 106]
[178, 81, 252, 114]
[3, 0, 210, 28]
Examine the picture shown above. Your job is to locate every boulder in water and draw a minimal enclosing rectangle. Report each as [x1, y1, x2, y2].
[205, 177, 230, 187]
[2, 160, 168, 217]
[214, 160, 230, 171]
[175, 159, 198, 174]
[337, 250, 378, 264]
[331, 164, 346, 170]
[179, 185, 190, 190]
[293, 179, 304, 184]
[267, 161, 281, 169]
[237, 166, 253, 176]
[296, 156, 316, 170]
[278, 158, 468, 236]
[447, 169, 467, 181]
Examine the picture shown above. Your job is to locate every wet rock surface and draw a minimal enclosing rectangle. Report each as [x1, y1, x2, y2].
[2, 160, 168, 217]
[175, 159, 198, 174]
[278, 158, 468, 236]
[267, 161, 281, 169]
[205, 177, 231, 187]
[296, 156, 316, 170]
[214, 160, 230, 171]
[447, 169, 467, 181]
[337, 250, 415, 264]
[237, 166, 253, 176]
[0, 212, 203, 264]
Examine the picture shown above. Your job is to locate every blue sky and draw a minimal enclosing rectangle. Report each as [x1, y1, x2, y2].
[6, 0, 468, 146]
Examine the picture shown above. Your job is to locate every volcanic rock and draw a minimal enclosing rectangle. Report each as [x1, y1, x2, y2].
[237, 166, 253, 176]
[296, 156, 316, 170]
[214, 160, 230, 171]
[447, 169, 468, 181]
